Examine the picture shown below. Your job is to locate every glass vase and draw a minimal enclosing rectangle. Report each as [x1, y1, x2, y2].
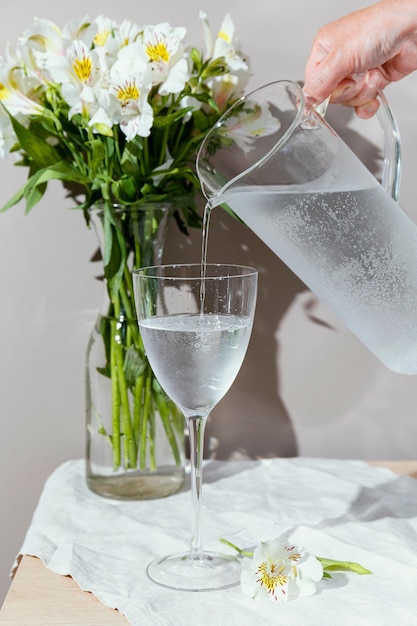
[86, 202, 186, 499]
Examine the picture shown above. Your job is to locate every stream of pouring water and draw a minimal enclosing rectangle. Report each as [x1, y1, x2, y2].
[199, 200, 215, 311]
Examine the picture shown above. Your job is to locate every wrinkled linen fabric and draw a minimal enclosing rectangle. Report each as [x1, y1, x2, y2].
[15, 458, 417, 625]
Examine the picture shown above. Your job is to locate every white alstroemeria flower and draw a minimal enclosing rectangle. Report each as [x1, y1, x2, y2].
[0, 61, 44, 118]
[20, 17, 64, 59]
[61, 16, 94, 48]
[91, 18, 143, 73]
[213, 13, 248, 73]
[88, 16, 132, 64]
[21, 16, 91, 72]
[45, 39, 93, 89]
[114, 19, 143, 49]
[198, 12, 250, 108]
[142, 23, 189, 95]
[110, 46, 154, 139]
[82, 17, 119, 74]
[46, 39, 104, 120]
[89, 15, 114, 48]
[222, 100, 281, 151]
[241, 538, 323, 603]
[199, 12, 249, 72]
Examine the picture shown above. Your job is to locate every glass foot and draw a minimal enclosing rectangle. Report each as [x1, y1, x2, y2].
[147, 551, 242, 591]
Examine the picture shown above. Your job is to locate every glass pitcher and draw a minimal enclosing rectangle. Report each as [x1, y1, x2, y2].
[196, 79, 417, 375]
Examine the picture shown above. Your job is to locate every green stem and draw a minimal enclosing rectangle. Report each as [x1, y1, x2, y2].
[139, 370, 152, 469]
[154, 392, 183, 466]
[219, 538, 254, 558]
[159, 124, 170, 165]
[133, 374, 145, 450]
[119, 268, 136, 321]
[172, 119, 186, 158]
[149, 402, 156, 472]
[113, 294, 137, 468]
[93, 199, 186, 475]
[110, 319, 121, 470]
[141, 137, 150, 177]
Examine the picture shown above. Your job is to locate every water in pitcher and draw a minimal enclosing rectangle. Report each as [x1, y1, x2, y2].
[220, 181, 417, 374]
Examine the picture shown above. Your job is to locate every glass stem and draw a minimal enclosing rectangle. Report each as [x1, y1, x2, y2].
[186, 414, 208, 559]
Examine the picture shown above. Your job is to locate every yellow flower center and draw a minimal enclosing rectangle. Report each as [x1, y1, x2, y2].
[146, 40, 170, 63]
[217, 29, 231, 44]
[117, 81, 139, 103]
[94, 30, 111, 47]
[256, 561, 288, 596]
[0, 83, 10, 100]
[73, 56, 92, 82]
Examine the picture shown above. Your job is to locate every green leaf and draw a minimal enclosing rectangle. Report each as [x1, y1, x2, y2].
[97, 365, 110, 378]
[317, 557, 372, 576]
[87, 139, 106, 178]
[1, 185, 26, 212]
[24, 180, 47, 213]
[102, 202, 127, 297]
[139, 183, 156, 197]
[190, 47, 202, 71]
[120, 142, 142, 180]
[8, 113, 60, 167]
[202, 57, 229, 79]
[192, 109, 211, 132]
[111, 176, 137, 203]
[2, 161, 90, 213]
[28, 161, 90, 187]
[153, 107, 193, 128]
[22, 162, 90, 213]
[124, 345, 146, 389]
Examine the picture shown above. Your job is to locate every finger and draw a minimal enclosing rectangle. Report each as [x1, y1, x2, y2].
[335, 69, 389, 107]
[354, 99, 381, 119]
[304, 54, 345, 105]
[329, 73, 368, 103]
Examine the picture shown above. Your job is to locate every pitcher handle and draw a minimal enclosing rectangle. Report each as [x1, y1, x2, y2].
[317, 90, 401, 201]
[375, 90, 402, 201]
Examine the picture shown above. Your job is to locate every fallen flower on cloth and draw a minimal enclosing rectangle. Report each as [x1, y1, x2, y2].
[220, 536, 372, 604]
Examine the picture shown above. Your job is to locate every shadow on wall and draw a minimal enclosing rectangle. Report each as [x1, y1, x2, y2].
[163, 104, 383, 461]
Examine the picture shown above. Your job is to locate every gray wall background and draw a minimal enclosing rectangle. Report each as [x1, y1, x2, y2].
[2, 0, 417, 602]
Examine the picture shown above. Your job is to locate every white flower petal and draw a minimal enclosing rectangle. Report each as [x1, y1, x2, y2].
[158, 58, 189, 95]
[198, 10, 212, 57]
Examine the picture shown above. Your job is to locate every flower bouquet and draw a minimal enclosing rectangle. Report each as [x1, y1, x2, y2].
[0, 12, 251, 498]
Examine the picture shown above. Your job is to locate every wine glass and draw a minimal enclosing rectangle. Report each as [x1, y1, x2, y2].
[132, 263, 258, 591]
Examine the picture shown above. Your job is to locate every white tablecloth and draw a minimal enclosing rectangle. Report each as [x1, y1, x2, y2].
[16, 458, 417, 625]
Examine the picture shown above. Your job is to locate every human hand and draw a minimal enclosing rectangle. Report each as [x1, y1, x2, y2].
[303, 0, 417, 118]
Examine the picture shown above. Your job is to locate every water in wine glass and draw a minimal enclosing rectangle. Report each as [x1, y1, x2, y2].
[139, 313, 252, 414]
